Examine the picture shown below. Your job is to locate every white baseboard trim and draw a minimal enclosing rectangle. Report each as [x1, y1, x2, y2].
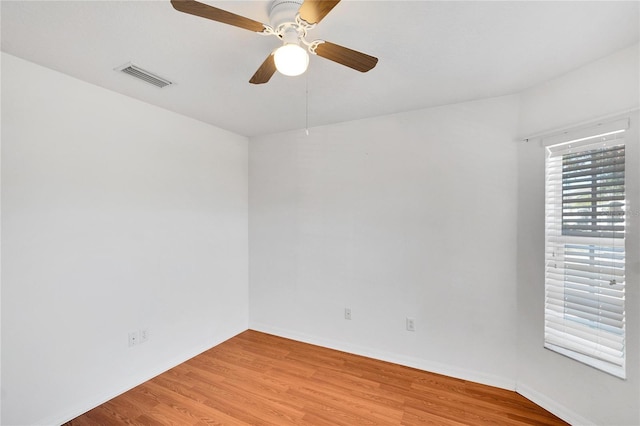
[249, 322, 516, 391]
[41, 325, 247, 426]
[516, 383, 595, 426]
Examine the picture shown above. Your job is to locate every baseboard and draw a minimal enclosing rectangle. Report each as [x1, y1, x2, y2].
[40, 325, 247, 426]
[516, 383, 594, 426]
[249, 322, 516, 391]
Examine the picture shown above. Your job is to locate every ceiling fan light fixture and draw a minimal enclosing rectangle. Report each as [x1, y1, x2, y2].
[170, 0, 378, 84]
[274, 43, 309, 76]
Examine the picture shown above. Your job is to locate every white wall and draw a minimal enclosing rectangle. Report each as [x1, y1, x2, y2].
[516, 44, 640, 425]
[249, 95, 520, 389]
[3, 41, 638, 426]
[1, 53, 249, 425]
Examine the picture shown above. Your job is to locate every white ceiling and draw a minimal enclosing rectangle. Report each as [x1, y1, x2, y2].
[2, 1, 638, 137]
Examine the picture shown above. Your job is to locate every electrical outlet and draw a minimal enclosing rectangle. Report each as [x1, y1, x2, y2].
[140, 328, 149, 343]
[344, 308, 352, 320]
[406, 317, 415, 332]
[128, 331, 139, 347]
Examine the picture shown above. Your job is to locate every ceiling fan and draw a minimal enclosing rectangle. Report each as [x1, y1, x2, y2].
[170, 0, 378, 84]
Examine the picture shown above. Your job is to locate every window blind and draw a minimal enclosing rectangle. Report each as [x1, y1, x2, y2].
[544, 130, 626, 379]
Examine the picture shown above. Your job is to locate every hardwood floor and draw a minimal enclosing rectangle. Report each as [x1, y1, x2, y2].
[65, 330, 568, 425]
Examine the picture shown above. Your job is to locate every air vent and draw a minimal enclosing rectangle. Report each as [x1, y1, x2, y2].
[115, 63, 172, 88]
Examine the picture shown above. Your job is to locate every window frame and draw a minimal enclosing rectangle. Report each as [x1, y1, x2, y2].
[544, 124, 627, 379]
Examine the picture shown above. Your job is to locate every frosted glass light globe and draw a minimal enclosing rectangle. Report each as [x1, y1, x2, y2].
[274, 44, 309, 77]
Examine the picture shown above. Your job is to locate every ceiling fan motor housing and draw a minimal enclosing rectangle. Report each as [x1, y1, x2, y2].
[269, 0, 303, 30]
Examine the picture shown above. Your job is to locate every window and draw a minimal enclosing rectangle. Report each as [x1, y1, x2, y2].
[544, 121, 627, 379]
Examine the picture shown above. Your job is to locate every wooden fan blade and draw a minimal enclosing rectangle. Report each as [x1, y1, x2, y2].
[250, 54, 277, 84]
[298, 0, 340, 25]
[170, 0, 265, 32]
[314, 41, 378, 72]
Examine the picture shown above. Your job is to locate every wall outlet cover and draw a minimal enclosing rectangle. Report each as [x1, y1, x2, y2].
[406, 318, 416, 332]
[128, 331, 139, 347]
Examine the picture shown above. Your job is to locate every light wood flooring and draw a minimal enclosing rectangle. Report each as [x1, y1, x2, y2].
[65, 330, 568, 425]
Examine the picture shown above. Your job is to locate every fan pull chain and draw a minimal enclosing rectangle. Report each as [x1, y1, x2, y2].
[305, 71, 310, 136]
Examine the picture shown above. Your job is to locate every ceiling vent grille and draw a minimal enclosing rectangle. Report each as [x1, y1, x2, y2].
[116, 63, 172, 88]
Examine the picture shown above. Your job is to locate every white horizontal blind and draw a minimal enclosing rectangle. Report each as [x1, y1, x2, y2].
[544, 129, 626, 378]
